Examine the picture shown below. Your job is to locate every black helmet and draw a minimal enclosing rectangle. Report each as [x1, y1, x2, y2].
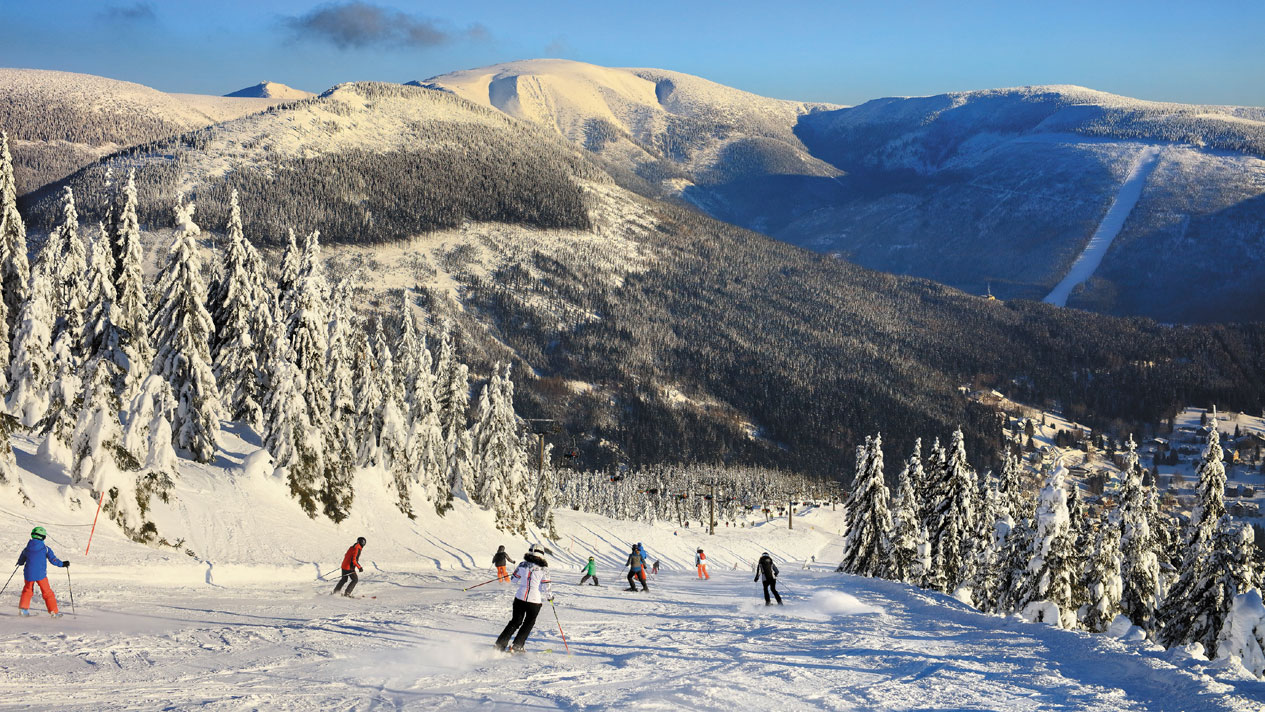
[357, 537, 367, 546]
[498, 545, 505, 551]
[697, 548, 703, 552]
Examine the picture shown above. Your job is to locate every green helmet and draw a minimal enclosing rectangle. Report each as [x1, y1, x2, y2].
[30, 526, 46, 540]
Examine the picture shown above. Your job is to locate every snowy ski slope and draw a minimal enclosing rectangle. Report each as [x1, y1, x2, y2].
[2, 425, 1263, 709]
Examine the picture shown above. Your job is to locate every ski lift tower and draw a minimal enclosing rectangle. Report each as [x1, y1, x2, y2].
[526, 418, 560, 483]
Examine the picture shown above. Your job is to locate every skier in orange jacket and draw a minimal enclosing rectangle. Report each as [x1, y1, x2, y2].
[695, 548, 709, 579]
[332, 537, 365, 596]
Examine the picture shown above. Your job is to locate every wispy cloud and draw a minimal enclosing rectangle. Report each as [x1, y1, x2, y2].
[98, 2, 157, 24]
[544, 36, 570, 57]
[283, 1, 485, 50]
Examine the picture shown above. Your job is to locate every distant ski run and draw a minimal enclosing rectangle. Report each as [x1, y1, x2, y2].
[1043, 146, 1162, 307]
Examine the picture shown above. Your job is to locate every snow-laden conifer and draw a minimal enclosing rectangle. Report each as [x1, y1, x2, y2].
[838, 433, 892, 577]
[1081, 511, 1124, 632]
[396, 297, 422, 415]
[82, 224, 123, 371]
[209, 191, 268, 429]
[968, 470, 1012, 612]
[150, 199, 220, 463]
[111, 170, 151, 396]
[351, 327, 382, 467]
[122, 373, 177, 474]
[48, 187, 87, 354]
[1216, 588, 1265, 678]
[406, 335, 447, 512]
[475, 364, 532, 533]
[926, 428, 976, 592]
[435, 324, 473, 507]
[260, 318, 322, 517]
[0, 132, 29, 338]
[38, 324, 81, 468]
[7, 259, 55, 425]
[1118, 435, 1162, 633]
[1016, 466, 1078, 628]
[277, 228, 301, 298]
[888, 441, 929, 584]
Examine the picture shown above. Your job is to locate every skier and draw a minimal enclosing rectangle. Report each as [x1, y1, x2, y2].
[495, 544, 552, 653]
[695, 548, 710, 579]
[493, 544, 513, 583]
[16, 527, 67, 617]
[332, 537, 365, 597]
[579, 556, 599, 586]
[651, 559, 660, 576]
[636, 542, 649, 564]
[755, 552, 782, 605]
[625, 545, 649, 592]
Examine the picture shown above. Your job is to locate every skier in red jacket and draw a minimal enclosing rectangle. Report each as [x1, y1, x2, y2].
[332, 537, 365, 597]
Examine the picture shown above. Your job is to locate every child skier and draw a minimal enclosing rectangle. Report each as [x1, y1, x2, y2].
[495, 544, 552, 653]
[493, 545, 513, 582]
[755, 552, 782, 605]
[579, 556, 599, 586]
[625, 546, 649, 592]
[332, 537, 365, 597]
[695, 548, 709, 579]
[651, 559, 660, 576]
[16, 527, 67, 617]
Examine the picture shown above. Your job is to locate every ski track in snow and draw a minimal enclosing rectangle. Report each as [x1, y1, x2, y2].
[1, 569, 1259, 711]
[1043, 146, 1163, 307]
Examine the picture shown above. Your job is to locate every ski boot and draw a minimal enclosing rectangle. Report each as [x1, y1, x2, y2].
[18, 609, 34, 616]
[50, 612, 64, 618]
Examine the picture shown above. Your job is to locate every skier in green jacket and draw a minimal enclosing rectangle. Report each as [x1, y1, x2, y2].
[579, 556, 599, 586]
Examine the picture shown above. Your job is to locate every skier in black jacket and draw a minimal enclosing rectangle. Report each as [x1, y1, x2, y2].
[755, 552, 782, 605]
[493, 545, 513, 583]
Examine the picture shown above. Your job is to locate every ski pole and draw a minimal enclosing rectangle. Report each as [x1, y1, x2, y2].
[0, 565, 16, 596]
[65, 566, 76, 616]
[319, 568, 341, 580]
[549, 599, 570, 655]
[463, 577, 501, 592]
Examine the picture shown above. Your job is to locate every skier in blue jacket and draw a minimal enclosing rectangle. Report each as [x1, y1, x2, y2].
[16, 526, 67, 617]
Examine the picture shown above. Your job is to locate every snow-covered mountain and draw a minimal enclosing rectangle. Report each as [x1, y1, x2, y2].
[0, 69, 295, 193]
[425, 63, 1265, 323]
[224, 81, 314, 100]
[20, 79, 1265, 479]
[419, 59, 843, 200]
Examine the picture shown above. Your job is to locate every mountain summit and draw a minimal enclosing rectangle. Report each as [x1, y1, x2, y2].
[224, 81, 312, 100]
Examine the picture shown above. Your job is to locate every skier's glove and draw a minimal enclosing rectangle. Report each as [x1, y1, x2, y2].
[753, 576, 758, 582]
[358, 566, 364, 572]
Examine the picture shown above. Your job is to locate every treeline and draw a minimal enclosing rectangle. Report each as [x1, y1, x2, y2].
[838, 426, 1265, 675]
[554, 463, 831, 525]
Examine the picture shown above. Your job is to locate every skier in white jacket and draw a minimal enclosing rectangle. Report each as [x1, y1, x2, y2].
[494, 545, 553, 652]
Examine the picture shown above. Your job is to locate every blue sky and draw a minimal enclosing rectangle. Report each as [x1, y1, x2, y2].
[1, 0, 1261, 106]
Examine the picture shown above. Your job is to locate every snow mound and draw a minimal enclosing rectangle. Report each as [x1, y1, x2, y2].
[801, 589, 883, 617]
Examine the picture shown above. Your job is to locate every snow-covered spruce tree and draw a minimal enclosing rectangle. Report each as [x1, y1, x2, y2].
[371, 318, 414, 516]
[351, 327, 382, 467]
[70, 355, 126, 490]
[888, 443, 929, 584]
[48, 187, 88, 355]
[209, 191, 267, 429]
[6, 257, 56, 426]
[1066, 484, 1092, 614]
[838, 433, 893, 577]
[325, 281, 356, 434]
[1118, 435, 1163, 633]
[110, 170, 152, 397]
[150, 199, 220, 463]
[396, 297, 422, 416]
[531, 437, 559, 540]
[476, 364, 533, 533]
[0, 132, 29, 339]
[968, 471, 1011, 612]
[122, 374, 177, 475]
[435, 323, 473, 507]
[38, 321, 81, 468]
[1081, 510, 1124, 633]
[926, 429, 977, 593]
[998, 442, 1026, 526]
[277, 228, 302, 299]
[996, 507, 1036, 615]
[81, 224, 123, 370]
[1216, 588, 1265, 678]
[1015, 466, 1079, 628]
[260, 319, 322, 517]
[1161, 510, 1257, 657]
[406, 334, 447, 512]
[0, 407, 28, 504]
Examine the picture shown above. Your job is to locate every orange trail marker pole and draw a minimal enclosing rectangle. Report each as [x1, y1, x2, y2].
[85, 491, 105, 555]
